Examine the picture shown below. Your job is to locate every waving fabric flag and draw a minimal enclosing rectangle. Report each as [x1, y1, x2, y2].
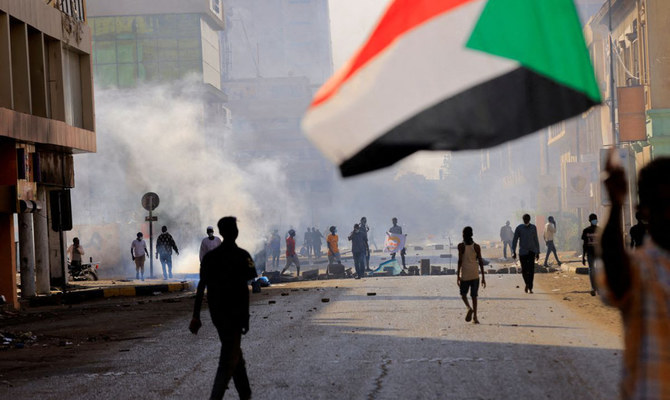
[302, 0, 601, 177]
[384, 232, 406, 253]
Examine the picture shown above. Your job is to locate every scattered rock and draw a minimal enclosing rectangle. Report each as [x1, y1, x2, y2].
[268, 300, 276, 304]
[563, 296, 571, 301]
[367, 292, 376, 296]
[321, 298, 330, 303]
[281, 292, 289, 296]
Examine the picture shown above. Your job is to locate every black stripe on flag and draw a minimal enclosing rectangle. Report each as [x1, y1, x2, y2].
[339, 67, 598, 177]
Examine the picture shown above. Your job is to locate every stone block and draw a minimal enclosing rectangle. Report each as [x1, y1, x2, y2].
[497, 267, 509, 274]
[302, 269, 319, 280]
[420, 259, 430, 275]
[434, 244, 444, 250]
[575, 267, 590, 275]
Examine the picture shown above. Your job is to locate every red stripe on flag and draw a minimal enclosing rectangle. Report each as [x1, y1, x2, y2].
[311, 0, 474, 108]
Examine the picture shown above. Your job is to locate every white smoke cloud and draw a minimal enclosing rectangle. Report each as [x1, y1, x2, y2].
[72, 77, 299, 276]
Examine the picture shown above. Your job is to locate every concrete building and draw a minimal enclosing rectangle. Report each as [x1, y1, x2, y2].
[539, 0, 670, 246]
[86, 0, 230, 139]
[73, 0, 231, 276]
[221, 0, 335, 224]
[0, 0, 96, 309]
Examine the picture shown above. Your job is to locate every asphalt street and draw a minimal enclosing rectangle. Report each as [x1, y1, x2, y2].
[1, 274, 622, 399]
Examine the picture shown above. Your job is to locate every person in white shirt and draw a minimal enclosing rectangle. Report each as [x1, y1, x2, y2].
[131, 232, 149, 281]
[67, 237, 85, 268]
[543, 216, 562, 267]
[199, 226, 222, 262]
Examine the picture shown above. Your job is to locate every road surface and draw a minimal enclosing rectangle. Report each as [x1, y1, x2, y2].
[1, 274, 622, 399]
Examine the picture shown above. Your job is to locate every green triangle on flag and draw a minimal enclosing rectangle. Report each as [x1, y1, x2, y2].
[466, 0, 601, 103]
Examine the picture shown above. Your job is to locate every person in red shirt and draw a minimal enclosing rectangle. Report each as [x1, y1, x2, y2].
[281, 229, 301, 277]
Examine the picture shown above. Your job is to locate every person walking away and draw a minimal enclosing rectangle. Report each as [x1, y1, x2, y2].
[131, 232, 149, 281]
[349, 224, 367, 279]
[600, 153, 670, 400]
[156, 225, 179, 279]
[269, 230, 281, 270]
[67, 237, 85, 270]
[629, 211, 647, 249]
[304, 228, 312, 258]
[457, 226, 486, 324]
[512, 214, 540, 293]
[389, 217, 406, 268]
[200, 226, 222, 262]
[313, 227, 324, 258]
[500, 221, 514, 259]
[326, 226, 340, 266]
[281, 229, 301, 276]
[581, 213, 599, 296]
[189, 216, 257, 400]
[543, 216, 562, 267]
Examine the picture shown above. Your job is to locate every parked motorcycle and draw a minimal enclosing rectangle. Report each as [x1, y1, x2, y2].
[68, 257, 100, 281]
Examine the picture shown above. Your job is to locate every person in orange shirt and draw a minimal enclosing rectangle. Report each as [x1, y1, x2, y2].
[601, 152, 670, 400]
[326, 226, 340, 265]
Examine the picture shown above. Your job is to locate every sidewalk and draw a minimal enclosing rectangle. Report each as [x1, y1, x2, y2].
[24, 277, 194, 308]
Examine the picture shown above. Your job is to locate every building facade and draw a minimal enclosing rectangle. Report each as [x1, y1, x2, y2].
[73, 0, 230, 276]
[0, 0, 96, 309]
[221, 0, 335, 225]
[539, 0, 670, 247]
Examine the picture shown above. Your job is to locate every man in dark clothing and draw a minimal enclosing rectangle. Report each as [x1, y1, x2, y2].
[155, 226, 179, 279]
[312, 227, 324, 258]
[629, 211, 647, 249]
[304, 228, 312, 258]
[348, 224, 367, 279]
[269, 230, 281, 270]
[189, 217, 257, 400]
[581, 213, 599, 296]
[499, 221, 514, 259]
[512, 214, 540, 293]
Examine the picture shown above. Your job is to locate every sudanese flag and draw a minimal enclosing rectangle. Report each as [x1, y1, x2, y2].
[302, 0, 601, 177]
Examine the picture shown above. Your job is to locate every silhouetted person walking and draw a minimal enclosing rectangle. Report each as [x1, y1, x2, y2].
[457, 226, 486, 324]
[512, 214, 540, 293]
[500, 221, 514, 259]
[543, 216, 562, 267]
[131, 232, 149, 281]
[349, 224, 367, 279]
[156, 225, 179, 279]
[269, 230, 281, 269]
[190, 216, 257, 400]
[581, 213, 599, 296]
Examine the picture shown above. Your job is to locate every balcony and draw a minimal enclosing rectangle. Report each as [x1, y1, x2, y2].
[46, 0, 86, 22]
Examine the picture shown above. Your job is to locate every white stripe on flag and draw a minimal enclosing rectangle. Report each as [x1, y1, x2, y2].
[302, 0, 518, 166]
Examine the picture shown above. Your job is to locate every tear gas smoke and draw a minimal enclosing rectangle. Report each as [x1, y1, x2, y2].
[72, 77, 300, 275]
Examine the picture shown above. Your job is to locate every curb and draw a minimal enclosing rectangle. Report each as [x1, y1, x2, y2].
[27, 281, 193, 307]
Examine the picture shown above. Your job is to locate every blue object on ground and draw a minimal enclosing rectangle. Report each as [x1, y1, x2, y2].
[373, 259, 402, 276]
